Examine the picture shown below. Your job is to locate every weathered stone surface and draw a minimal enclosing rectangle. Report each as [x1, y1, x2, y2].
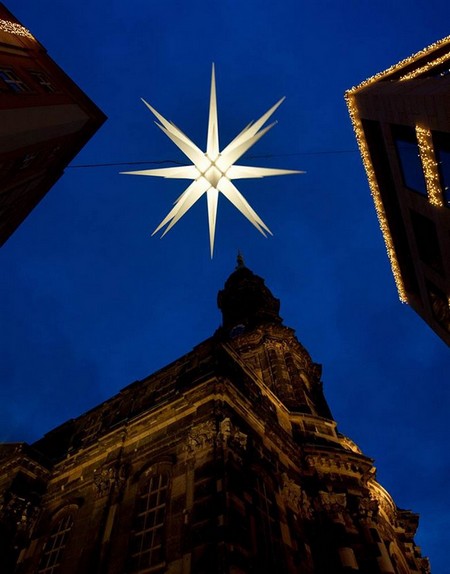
[0, 263, 429, 573]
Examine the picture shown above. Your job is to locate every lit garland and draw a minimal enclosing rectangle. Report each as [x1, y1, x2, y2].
[345, 35, 450, 304]
[347, 36, 450, 93]
[415, 126, 444, 207]
[400, 51, 450, 81]
[0, 19, 35, 40]
[344, 91, 407, 302]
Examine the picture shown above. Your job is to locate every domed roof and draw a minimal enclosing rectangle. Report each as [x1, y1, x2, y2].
[217, 255, 282, 334]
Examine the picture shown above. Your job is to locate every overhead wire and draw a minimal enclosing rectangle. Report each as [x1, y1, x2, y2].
[67, 149, 359, 169]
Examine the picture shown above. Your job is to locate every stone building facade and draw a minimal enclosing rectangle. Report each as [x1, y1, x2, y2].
[0, 261, 430, 573]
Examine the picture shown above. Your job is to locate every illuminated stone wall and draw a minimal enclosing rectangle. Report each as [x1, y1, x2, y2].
[0, 265, 430, 573]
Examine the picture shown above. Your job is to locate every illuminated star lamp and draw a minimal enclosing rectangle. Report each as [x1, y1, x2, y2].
[121, 65, 303, 257]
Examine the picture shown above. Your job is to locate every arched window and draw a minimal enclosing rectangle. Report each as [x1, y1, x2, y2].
[252, 475, 283, 572]
[37, 513, 74, 574]
[128, 472, 169, 572]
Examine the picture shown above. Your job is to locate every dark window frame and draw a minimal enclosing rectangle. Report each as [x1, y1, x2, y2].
[37, 512, 75, 574]
[432, 130, 450, 207]
[251, 473, 284, 573]
[128, 472, 170, 573]
[0, 68, 31, 93]
[409, 209, 444, 275]
[28, 70, 57, 93]
[392, 125, 428, 197]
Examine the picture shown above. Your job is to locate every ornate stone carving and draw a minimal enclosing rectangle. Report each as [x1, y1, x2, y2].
[357, 496, 379, 520]
[368, 480, 397, 523]
[218, 418, 248, 454]
[318, 491, 347, 513]
[186, 420, 216, 453]
[263, 335, 315, 372]
[264, 339, 286, 353]
[219, 417, 232, 441]
[280, 474, 313, 519]
[234, 430, 248, 450]
[305, 452, 372, 480]
[93, 463, 127, 498]
[420, 557, 431, 574]
[339, 435, 363, 455]
[0, 492, 39, 534]
[281, 474, 302, 511]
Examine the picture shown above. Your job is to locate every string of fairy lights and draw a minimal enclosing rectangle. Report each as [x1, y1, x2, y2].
[344, 92, 408, 303]
[345, 36, 450, 305]
[4, 13, 448, 304]
[400, 51, 450, 81]
[0, 19, 35, 40]
[347, 35, 450, 92]
[415, 126, 444, 208]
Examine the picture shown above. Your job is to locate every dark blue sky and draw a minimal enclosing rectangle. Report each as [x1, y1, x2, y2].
[2, 1, 449, 570]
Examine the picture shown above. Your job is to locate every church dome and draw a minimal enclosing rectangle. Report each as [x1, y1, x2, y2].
[217, 255, 282, 335]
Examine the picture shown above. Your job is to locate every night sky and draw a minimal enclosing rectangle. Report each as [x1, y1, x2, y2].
[1, 1, 449, 570]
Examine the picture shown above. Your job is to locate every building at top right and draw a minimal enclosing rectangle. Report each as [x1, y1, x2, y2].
[345, 36, 450, 346]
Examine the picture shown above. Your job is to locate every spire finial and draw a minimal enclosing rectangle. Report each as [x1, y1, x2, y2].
[236, 251, 245, 269]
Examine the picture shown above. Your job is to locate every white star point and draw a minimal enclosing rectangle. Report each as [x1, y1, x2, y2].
[122, 65, 303, 256]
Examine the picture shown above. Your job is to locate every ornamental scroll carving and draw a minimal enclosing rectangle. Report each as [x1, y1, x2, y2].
[93, 464, 127, 498]
[280, 474, 313, 519]
[318, 491, 347, 514]
[357, 496, 379, 521]
[185, 419, 248, 460]
[263, 337, 312, 370]
[219, 418, 248, 451]
[186, 421, 216, 453]
[264, 339, 287, 353]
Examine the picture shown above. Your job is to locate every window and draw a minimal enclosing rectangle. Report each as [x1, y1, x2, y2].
[392, 125, 427, 196]
[128, 473, 169, 572]
[433, 130, 450, 207]
[253, 476, 281, 572]
[29, 71, 56, 93]
[38, 513, 74, 574]
[0, 68, 30, 93]
[409, 210, 444, 274]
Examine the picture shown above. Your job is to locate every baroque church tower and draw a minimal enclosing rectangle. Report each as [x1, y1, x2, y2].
[0, 259, 429, 573]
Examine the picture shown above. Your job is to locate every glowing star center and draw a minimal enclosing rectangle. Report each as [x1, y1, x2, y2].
[204, 165, 223, 187]
[121, 64, 304, 257]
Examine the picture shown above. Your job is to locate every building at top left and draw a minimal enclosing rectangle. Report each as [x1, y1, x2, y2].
[0, 3, 106, 246]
